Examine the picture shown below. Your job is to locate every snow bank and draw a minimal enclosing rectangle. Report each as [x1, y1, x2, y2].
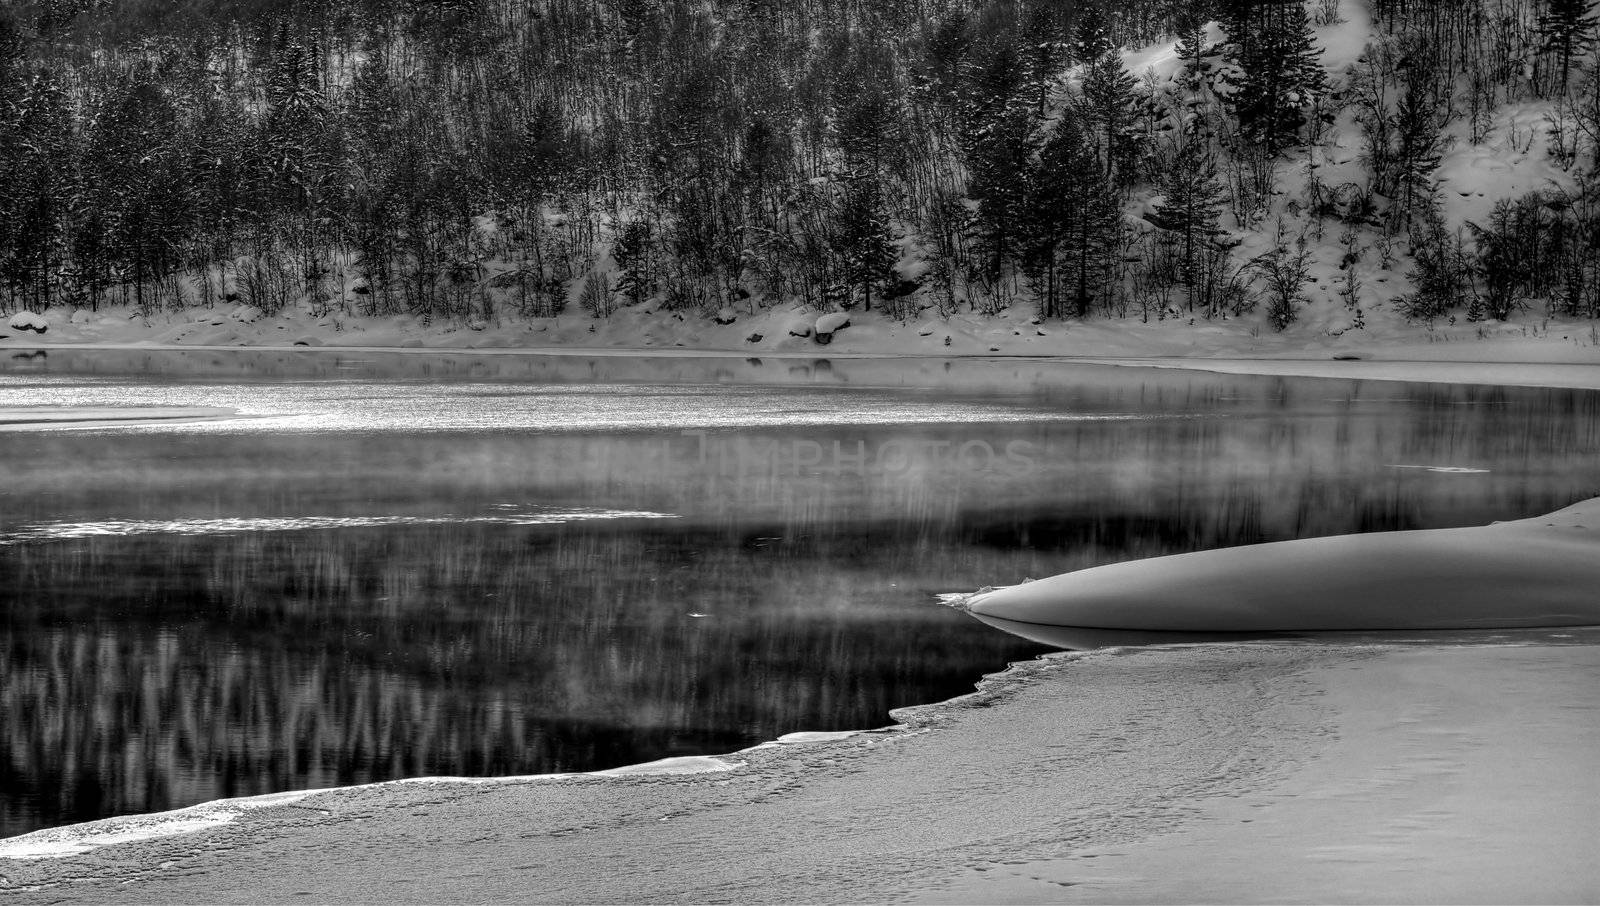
[6, 312, 48, 333]
[0, 789, 318, 860]
[815, 312, 850, 336]
[965, 497, 1600, 633]
[0, 751, 740, 862]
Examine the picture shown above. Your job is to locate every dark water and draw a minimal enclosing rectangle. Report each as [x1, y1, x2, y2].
[2, 350, 1599, 838]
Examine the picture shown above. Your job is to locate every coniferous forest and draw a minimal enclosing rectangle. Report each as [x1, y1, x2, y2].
[1, 0, 1598, 330]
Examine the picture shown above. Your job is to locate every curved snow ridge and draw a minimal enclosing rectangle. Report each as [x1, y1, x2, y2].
[0, 756, 744, 862]
[966, 496, 1600, 635]
[0, 508, 679, 546]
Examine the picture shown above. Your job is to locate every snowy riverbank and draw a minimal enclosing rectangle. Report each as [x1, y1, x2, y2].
[0, 634, 1595, 903]
[5, 304, 1600, 394]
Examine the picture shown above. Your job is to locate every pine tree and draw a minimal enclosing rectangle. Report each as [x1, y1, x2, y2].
[1389, 50, 1449, 230]
[612, 218, 657, 306]
[1539, 0, 1599, 95]
[967, 105, 1036, 282]
[1020, 113, 1121, 318]
[833, 44, 906, 180]
[1173, 10, 1213, 95]
[835, 176, 898, 312]
[1021, 2, 1068, 115]
[3, 67, 74, 311]
[1079, 49, 1141, 186]
[263, 32, 331, 212]
[1147, 143, 1231, 314]
[1072, 4, 1114, 63]
[1219, 0, 1327, 155]
[960, 34, 1026, 151]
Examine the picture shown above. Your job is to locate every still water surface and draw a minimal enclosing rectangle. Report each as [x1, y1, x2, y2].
[2, 350, 1598, 838]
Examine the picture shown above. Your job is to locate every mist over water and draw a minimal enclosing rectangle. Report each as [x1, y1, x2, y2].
[2, 352, 1599, 838]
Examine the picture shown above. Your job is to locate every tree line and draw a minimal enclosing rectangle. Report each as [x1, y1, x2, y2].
[1, 0, 1597, 328]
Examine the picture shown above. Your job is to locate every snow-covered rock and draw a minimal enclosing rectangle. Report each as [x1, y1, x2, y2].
[918, 324, 936, 337]
[814, 312, 850, 344]
[714, 306, 738, 325]
[816, 312, 850, 334]
[7, 312, 48, 334]
[69, 309, 93, 325]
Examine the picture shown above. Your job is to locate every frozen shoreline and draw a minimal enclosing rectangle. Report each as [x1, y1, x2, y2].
[1, 637, 1595, 903]
[6, 336, 1600, 393]
[4, 300, 1600, 392]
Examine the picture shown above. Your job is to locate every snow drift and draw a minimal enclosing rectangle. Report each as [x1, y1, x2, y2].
[964, 497, 1600, 636]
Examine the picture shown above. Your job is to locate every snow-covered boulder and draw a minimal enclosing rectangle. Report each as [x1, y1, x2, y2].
[918, 324, 936, 337]
[7, 312, 48, 334]
[69, 309, 93, 325]
[291, 336, 323, 347]
[467, 319, 489, 331]
[786, 319, 812, 339]
[714, 306, 738, 325]
[230, 305, 264, 323]
[814, 312, 850, 344]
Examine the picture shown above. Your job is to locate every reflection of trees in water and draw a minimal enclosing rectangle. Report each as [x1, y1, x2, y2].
[0, 524, 1051, 837]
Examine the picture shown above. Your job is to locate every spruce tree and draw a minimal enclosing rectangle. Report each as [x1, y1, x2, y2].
[1219, 0, 1327, 155]
[967, 105, 1035, 282]
[5, 67, 73, 311]
[1539, 0, 1599, 95]
[1080, 49, 1141, 186]
[1147, 143, 1230, 314]
[1021, 113, 1120, 319]
[1173, 10, 1213, 95]
[1072, 4, 1114, 63]
[836, 176, 898, 312]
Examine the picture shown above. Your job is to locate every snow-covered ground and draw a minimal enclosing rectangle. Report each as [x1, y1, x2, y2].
[4, 301, 1600, 395]
[0, 633, 1594, 903]
[5, 293, 1599, 357]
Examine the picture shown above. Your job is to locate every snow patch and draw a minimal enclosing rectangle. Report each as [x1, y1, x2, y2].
[773, 731, 861, 744]
[592, 756, 743, 776]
